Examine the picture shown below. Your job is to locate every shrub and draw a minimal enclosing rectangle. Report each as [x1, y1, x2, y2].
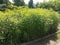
[18, 9, 60, 42]
[36, 1, 60, 11]
[0, 8, 59, 45]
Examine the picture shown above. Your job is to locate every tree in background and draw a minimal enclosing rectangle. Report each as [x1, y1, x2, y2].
[28, 0, 34, 8]
[4, 0, 10, 6]
[0, 0, 3, 4]
[36, 2, 40, 8]
[14, 0, 25, 6]
[0, 0, 13, 11]
[0, 0, 11, 6]
[0, 0, 9, 8]
[36, 0, 60, 11]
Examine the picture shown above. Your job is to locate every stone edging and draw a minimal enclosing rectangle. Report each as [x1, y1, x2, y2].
[21, 31, 60, 45]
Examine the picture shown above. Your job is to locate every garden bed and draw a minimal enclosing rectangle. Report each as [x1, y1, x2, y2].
[0, 8, 60, 45]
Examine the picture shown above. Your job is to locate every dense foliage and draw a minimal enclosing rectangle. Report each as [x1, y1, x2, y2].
[0, 0, 60, 45]
[0, 0, 3, 4]
[0, 0, 10, 5]
[36, 1, 60, 11]
[14, 0, 25, 6]
[28, 0, 34, 8]
[0, 8, 59, 45]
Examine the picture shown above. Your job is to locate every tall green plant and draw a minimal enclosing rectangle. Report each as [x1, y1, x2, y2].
[0, 8, 59, 44]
